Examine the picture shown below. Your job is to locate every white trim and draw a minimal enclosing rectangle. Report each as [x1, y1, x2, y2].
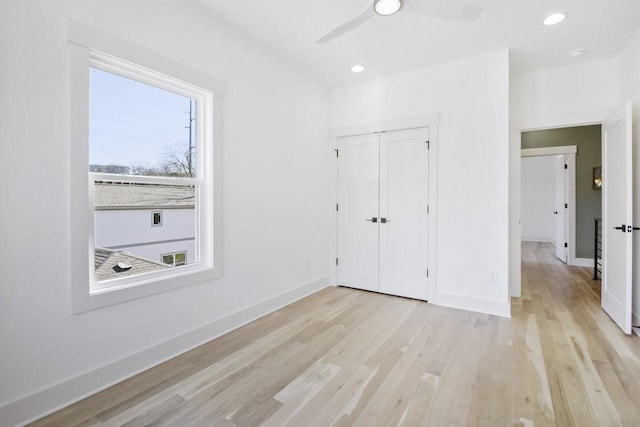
[521, 145, 577, 157]
[0, 278, 330, 427]
[509, 131, 521, 297]
[510, 108, 614, 132]
[329, 113, 440, 139]
[68, 23, 224, 313]
[570, 257, 595, 268]
[68, 20, 224, 96]
[521, 237, 555, 243]
[565, 153, 578, 266]
[429, 292, 510, 318]
[427, 127, 439, 302]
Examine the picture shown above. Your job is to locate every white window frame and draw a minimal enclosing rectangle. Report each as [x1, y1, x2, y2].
[162, 251, 187, 267]
[69, 23, 223, 313]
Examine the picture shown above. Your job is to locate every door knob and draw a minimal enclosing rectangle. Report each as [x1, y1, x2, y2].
[614, 224, 626, 232]
[553, 211, 558, 214]
[380, 218, 390, 223]
[365, 217, 378, 223]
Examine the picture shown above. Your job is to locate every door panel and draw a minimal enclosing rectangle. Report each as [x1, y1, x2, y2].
[555, 155, 567, 263]
[379, 128, 429, 300]
[337, 133, 380, 292]
[602, 102, 633, 334]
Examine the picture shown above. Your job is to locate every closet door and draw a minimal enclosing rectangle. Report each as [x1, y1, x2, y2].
[379, 128, 429, 300]
[337, 133, 380, 292]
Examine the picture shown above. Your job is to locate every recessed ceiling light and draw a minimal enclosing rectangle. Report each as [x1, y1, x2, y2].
[569, 48, 586, 57]
[374, 0, 402, 16]
[351, 65, 365, 73]
[544, 12, 566, 26]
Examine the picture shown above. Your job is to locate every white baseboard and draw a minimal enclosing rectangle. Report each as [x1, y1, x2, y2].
[429, 292, 511, 318]
[0, 277, 330, 427]
[521, 237, 554, 243]
[570, 257, 594, 268]
[633, 311, 640, 337]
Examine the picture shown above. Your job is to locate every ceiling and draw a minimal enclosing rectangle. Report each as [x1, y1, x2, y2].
[191, 0, 640, 87]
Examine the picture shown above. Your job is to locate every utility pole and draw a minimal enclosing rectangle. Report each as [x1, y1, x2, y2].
[185, 99, 195, 177]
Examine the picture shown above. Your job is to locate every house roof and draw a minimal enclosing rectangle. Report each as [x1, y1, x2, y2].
[94, 248, 170, 281]
[94, 182, 195, 210]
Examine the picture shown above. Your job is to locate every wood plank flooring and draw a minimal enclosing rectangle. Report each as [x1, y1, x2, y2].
[30, 242, 640, 426]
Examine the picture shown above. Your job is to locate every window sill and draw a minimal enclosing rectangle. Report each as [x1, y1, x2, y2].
[72, 266, 221, 314]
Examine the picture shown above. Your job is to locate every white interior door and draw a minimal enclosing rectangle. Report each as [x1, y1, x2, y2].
[602, 101, 633, 334]
[337, 133, 380, 292]
[554, 155, 568, 263]
[379, 128, 429, 300]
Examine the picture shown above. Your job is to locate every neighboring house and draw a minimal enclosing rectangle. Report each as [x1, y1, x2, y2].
[94, 182, 196, 271]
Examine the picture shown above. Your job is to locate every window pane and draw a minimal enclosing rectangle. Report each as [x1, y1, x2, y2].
[89, 67, 197, 178]
[175, 252, 186, 266]
[94, 181, 197, 282]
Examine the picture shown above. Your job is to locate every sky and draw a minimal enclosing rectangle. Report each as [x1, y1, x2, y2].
[89, 67, 195, 173]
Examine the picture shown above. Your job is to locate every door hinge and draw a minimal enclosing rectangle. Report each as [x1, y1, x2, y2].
[336, 258, 339, 266]
[565, 203, 568, 208]
[426, 269, 429, 278]
[425, 140, 430, 149]
[564, 242, 568, 248]
[335, 149, 339, 158]
[564, 164, 568, 169]
[427, 205, 430, 214]
[336, 204, 339, 212]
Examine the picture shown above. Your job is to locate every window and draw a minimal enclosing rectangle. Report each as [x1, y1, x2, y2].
[152, 211, 163, 227]
[162, 251, 187, 267]
[69, 27, 223, 313]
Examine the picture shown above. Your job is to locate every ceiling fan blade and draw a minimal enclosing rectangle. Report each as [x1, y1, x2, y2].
[407, 0, 482, 22]
[317, 1, 375, 44]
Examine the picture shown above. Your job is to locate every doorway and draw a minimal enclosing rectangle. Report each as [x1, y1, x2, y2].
[520, 150, 576, 264]
[510, 125, 603, 299]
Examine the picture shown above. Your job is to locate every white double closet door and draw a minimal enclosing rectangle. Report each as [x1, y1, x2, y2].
[337, 127, 430, 300]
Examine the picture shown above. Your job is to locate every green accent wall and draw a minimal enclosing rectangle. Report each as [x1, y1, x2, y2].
[521, 125, 602, 259]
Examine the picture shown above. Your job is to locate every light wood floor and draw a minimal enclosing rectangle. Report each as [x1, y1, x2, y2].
[31, 242, 640, 426]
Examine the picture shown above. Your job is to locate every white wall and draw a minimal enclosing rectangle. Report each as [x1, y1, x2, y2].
[0, 0, 329, 424]
[510, 58, 619, 130]
[330, 50, 510, 317]
[618, 27, 640, 328]
[521, 156, 557, 242]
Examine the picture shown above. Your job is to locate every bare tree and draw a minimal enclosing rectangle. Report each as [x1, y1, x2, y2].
[159, 146, 195, 177]
[128, 146, 194, 178]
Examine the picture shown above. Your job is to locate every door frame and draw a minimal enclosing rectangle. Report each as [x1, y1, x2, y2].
[509, 111, 611, 298]
[329, 114, 440, 300]
[520, 147, 577, 265]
